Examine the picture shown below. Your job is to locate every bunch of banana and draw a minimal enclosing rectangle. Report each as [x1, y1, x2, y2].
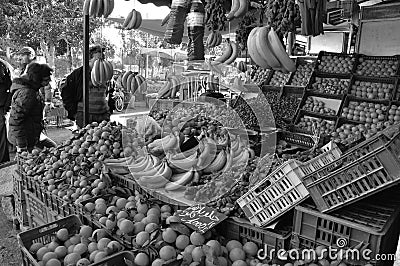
[206, 32, 222, 48]
[91, 59, 114, 86]
[247, 26, 296, 73]
[147, 132, 179, 154]
[226, 0, 248, 21]
[136, 160, 173, 189]
[127, 153, 161, 174]
[165, 168, 200, 191]
[122, 71, 146, 93]
[203, 149, 227, 174]
[122, 9, 142, 30]
[212, 40, 238, 65]
[103, 156, 135, 175]
[83, 0, 114, 18]
[196, 137, 217, 170]
[157, 76, 180, 99]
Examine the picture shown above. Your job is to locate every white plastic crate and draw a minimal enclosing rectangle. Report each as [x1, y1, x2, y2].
[237, 160, 309, 227]
[300, 141, 343, 176]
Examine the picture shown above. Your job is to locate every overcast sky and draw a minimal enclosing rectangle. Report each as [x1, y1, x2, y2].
[111, 1, 170, 19]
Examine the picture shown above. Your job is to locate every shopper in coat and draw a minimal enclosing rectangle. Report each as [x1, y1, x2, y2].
[8, 63, 53, 152]
[61, 45, 110, 128]
[15, 46, 36, 76]
[0, 58, 13, 163]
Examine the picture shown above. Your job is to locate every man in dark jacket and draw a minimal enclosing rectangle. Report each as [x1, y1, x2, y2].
[0, 58, 12, 163]
[61, 45, 110, 128]
[8, 63, 53, 152]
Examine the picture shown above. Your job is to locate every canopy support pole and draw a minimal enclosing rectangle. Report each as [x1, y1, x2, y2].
[83, 13, 90, 126]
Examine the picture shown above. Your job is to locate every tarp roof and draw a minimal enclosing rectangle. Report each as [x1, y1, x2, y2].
[107, 17, 239, 42]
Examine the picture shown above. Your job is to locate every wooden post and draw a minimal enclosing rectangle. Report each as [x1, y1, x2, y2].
[83, 14, 90, 126]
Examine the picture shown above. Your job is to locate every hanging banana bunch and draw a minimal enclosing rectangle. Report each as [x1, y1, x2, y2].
[122, 9, 143, 30]
[91, 59, 114, 87]
[83, 0, 114, 18]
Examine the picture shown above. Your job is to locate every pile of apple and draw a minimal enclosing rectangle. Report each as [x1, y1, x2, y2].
[248, 66, 272, 85]
[19, 121, 142, 208]
[317, 55, 355, 74]
[349, 80, 394, 100]
[355, 57, 399, 77]
[290, 62, 315, 86]
[331, 123, 366, 145]
[310, 77, 349, 95]
[296, 117, 335, 136]
[302, 97, 337, 115]
[268, 70, 291, 87]
[27, 224, 123, 266]
[387, 104, 400, 125]
[341, 101, 387, 126]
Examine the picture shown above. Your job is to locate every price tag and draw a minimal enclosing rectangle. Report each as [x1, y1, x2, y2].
[176, 205, 227, 234]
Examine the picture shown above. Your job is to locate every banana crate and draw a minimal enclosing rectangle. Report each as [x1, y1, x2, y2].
[302, 132, 400, 213]
[237, 160, 309, 227]
[216, 217, 292, 260]
[291, 186, 400, 266]
[17, 215, 125, 266]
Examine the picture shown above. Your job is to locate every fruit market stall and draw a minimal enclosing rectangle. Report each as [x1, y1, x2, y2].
[10, 0, 400, 265]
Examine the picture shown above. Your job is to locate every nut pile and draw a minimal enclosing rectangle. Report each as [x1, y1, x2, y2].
[349, 80, 393, 100]
[356, 58, 399, 77]
[269, 70, 291, 86]
[296, 117, 335, 135]
[302, 97, 337, 115]
[310, 77, 349, 95]
[317, 55, 355, 74]
[290, 63, 315, 86]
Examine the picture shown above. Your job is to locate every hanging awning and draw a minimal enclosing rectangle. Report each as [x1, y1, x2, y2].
[107, 17, 240, 42]
[140, 47, 187, 60]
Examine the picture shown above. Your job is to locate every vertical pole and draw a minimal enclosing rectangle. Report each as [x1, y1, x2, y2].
[83, 14, 90, 126]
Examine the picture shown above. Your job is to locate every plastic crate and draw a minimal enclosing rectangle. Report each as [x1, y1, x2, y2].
[347, 76, 397, 101]
[300, 141, 343, 176]
[237, 160, 309, 227]
[43, 191, 83, 218]
[307, 72, 351, 97]
[24, 190, 59, 228]
[354, 55, 400, 77]
[110, 171, 137, 191]
[278, 130, 321, 149]
[338, 96, 390, 124]
[287, 57, 317, 87]
[291, 189, 400, 265]
[17, 215, 121, 266]
[216, 218, 292, 260]
[293, 110, 338, 136]
[267, 70, 292, 87]
[303, 144, 400, 213]
[315, 51, 358, 75]
[90, 251, 135, 266]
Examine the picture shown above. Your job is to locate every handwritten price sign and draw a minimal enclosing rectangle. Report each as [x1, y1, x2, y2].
[177, 205, 227, 234]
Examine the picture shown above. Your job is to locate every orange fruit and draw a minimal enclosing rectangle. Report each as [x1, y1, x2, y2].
[191, 247, 205, 262]
[229, 248, 246, 261]
[89, 250, 99, 262]
[134, 222, 146, 234]
[159, 245, 177, 261]
[232, 260, 247, 266]
[95, 202, 107, 215]
[73, 243, 88, 255]
[54, 246, 67, 259]
[161, 205, 172, 213]
[206, 240, 222, 256]
[184, 245, 196, 254]
[162, 228, 178, 244]
[29, 243, 44, 254]
[176, 235, 190, 250]
[79, 226, 93, 238]
[56, 228, 69, 242]
[217, 257, 228, 266]
[76, 258, 90, 266]
[47, 242, 59, 252]
[135, 252, 150, 266]
[69, 235, 81, 245]
[147, 207, 161, 217]
[42, 252, 57, 264]
[152, 258, 166, 266]
[137, 204, 149, 214]
[146, 214, 159, 224]
[94, 251, 107, 263]
[97, 238, 112, 251]
[243, 241, 258, 257]
[145, 223, 159, 233]
[119, 220, 134, 234]
[37, 247, 50, 261]
[136, 231, 150, 246]
[63, 253, 81, 266]
[45, 258, 61, 266]
[117, 211, 129, 220]
[134, 213, 146, 222]
[116, 198, 127, 209]
[190, 232, 205, 246]
[226, 240, 242, 252]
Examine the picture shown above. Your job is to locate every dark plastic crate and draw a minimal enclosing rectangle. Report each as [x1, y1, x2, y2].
[354, 54, 400, 77]
[303, 143, 400, 213]
[267, 70, 292, 87]
[24, 190, 59, 228]
[291, 189, 400, 266]
[288, 57, 317, 87]
[315, 51, 358, 75]
[293, 110, 338, 136]
[278, 130, 320, 149]
[385, 101, 400, 126]
[299, 93, 344, 118]
[17, 215, 122, 266]
[307, 72, 352, 97]
[347, 76, 397, 101]
[110, 171, 137, 191]
[216, 218, 292, 260]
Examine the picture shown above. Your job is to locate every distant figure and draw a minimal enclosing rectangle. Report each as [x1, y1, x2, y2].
[61, 45, 110, 128]
[15, 46, 36, 77]
[0, 58, 13, 163]
[8, 63, 54, 152]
